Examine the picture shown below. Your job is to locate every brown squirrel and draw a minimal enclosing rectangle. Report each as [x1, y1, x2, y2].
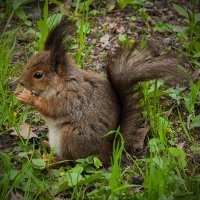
[15, 20, 187, 165]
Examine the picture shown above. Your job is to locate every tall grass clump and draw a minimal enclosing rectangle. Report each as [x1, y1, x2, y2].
[139, 79, 200, 199]
[0, 32, 28, 132]
[27, 0, 62, 51]
[172, 1, 200, 71]
[75, 5, 93, 68]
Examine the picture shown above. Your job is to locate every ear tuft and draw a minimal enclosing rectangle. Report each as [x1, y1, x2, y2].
[44, 19, 75, 53]
[44, 19, 75, 72]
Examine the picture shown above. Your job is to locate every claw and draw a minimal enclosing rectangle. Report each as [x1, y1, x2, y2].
[14, 87, 25, 95]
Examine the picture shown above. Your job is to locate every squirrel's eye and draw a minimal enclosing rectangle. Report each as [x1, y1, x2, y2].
[33, 71, 43, 79]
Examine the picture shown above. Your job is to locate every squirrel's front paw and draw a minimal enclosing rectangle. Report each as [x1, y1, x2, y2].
[15, 89, 36, 105]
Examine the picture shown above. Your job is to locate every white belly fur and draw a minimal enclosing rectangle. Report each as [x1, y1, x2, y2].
[44, 118, 61, 157]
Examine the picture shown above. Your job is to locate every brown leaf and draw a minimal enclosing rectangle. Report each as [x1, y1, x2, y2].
[116, 26, 125, 34]
[11, 192, 23, 200]
[100, 34, 110, 45]
[172, 25, 182, 32]
[134, 126, 150, 149]
[94, 60, 103, 70]
[10, 123, 38, 139]
[109, 22, 117, 30]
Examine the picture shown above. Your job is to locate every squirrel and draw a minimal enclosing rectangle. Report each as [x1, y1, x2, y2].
[15, 20, 188, 165]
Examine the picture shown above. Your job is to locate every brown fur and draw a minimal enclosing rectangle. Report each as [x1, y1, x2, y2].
[15, 20, 188, 165]
[107, 42, 188, 152]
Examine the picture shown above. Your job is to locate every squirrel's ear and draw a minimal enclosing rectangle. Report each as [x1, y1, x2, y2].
[50, 51, 66, 73]
[44, 19, 75, 73]
[44, 19, 75, 52]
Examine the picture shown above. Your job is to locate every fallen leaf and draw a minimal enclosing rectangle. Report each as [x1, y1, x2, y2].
[134, 126, 150, 149]
[100, 34, 110, 45]
[109, 22, 117, 30]
[94, 60, 103, 70]
[11, 192, 23, 200]
[172, 25, 182, 32]
[10, 123, 38, 139]
[116, 26, 125, 34]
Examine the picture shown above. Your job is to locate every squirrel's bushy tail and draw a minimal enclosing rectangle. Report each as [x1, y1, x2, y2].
[107, 42, 188, 151]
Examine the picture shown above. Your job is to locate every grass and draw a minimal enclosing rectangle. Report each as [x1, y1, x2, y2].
[0, 0, 200, 199]
[0, 31, 29, 132]
[140, 79, 199, 199]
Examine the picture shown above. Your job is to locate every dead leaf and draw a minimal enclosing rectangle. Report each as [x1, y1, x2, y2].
[100, 34, 110, 45]
[11, 192, 23, 200]
[94, 60, 103, 70]
[109, 22, 117, 30]
[10, 123, 38, 139]
[134, 126, 150, 149]
[135, 186, 143, 193]
[172, 25, 182, 32]
[116, 26, 125, 34]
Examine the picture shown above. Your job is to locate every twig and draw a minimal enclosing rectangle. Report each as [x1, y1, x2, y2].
[2, 10, 14, 35]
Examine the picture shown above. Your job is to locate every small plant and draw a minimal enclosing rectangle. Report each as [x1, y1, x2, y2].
[118, 34, 135, 46]
[71, 0, 95, 14]
[172, 2, 200, 68]
[75, 5, 93, 68]
[2, 0, 32, 34]
[142, 138, 189, 199]
[153, 22, 173, 33]
[109, 128, 125, 198]
[184, 80, 200, 129]
[27, 0, 62, 51]
[0, 151, 49, 199]
[117, 0, 150, 9]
